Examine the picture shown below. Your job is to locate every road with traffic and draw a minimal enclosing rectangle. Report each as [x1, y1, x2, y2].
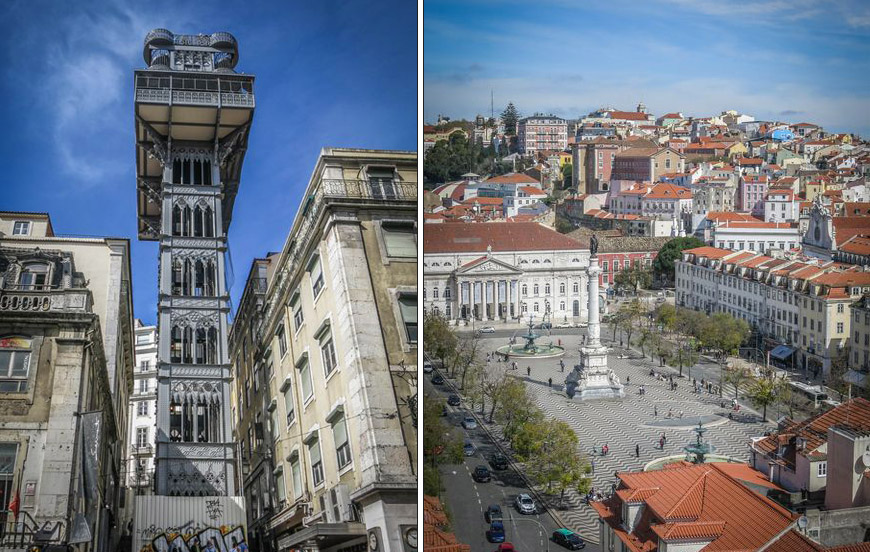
[425, 375, 599, 551]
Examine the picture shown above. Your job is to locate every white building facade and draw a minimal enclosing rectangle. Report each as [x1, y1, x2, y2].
[423, 223, 592, 324]
[127, 320, 158, 497]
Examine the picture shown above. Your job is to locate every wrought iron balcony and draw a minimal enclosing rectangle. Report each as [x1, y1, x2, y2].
[132, 443, 154, 455]
[0, 288, 92, 314]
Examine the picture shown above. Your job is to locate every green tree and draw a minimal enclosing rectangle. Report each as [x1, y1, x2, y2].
[617, 299, 646, 348]
[423, 314, 457, 373]
[747, 375, 781, 422]
[561, 163, 573, 189]
[423, 463, 441, 496]
[654, 303, 677, 331]
[501, 102, 520, 135]
[514, 419, 590, 506]
[494, 379, 541, 443]
[614, 265, 652, 294]
[699, 313, 750, 395]
[555, 217, 575, 234]
[652, 236, 705, 286]
[423, 395, 464, 468]
[723, 364, 753, 401]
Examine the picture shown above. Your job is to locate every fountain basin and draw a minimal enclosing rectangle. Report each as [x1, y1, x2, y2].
[496, 344, 565, 358]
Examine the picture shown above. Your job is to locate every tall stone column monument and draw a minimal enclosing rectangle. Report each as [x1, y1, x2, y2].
[565, 247, 625, 400]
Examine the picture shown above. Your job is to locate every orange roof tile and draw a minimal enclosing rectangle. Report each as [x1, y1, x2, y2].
[485, 173, 539, 184]
[608, 110, 651, 121]
[424, 222, 582, 253]
[766, 529, 826, 552]
[682, 246, 734, 260]
[650, 521, 726, 541]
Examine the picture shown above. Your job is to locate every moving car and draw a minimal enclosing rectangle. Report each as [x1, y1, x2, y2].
[515, 493, 536, 514]
[490, 453, 509, 470]
[479, 326, 496, 333]
[463, 441, 476, 456]
[552, 528, 585, 549]
[472, 465, 492, 482]
[494, 544, 515, 552]
[484, 504, 503, 523]
[447, 394, 461, 406]
[486, 521, 506, 543]
[423, 360, 434, 373]
[461, 416, 477, 430]
[431, 373, 444, 385]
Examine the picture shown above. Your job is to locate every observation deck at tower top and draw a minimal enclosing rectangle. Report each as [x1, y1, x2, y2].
[133, 29, 255, 241]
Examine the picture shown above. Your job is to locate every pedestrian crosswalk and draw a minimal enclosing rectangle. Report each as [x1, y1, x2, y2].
[494, 353, 774, 541]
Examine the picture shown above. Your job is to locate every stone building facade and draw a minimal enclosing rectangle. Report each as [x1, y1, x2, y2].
[126, 320, 158, 501]
[0, 211, 134, 551]
[423, 222, 592, 324]
[236, 148, 417, 552]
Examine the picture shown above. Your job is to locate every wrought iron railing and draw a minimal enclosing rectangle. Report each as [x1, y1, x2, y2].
[256, 178, 416, 342]
[0, 510, 61, 548]
[131, 443, 154, 454]
[136, 87, 255, 108]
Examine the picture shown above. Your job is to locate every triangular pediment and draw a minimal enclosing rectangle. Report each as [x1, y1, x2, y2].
[456, 256, 521, 275]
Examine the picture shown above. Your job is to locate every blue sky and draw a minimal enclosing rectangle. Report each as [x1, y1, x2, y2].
[0, 0, 417, 325]
[424, 0, 870, 136]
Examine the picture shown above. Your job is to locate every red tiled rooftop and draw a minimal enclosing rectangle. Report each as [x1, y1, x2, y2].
[682, 246, 734, 260]
[484, 173, 539, 184]
[518, 185, 547, 195]
[736, 157, 763, 165]
[424, 222, 583, 253]
[608, 110, 651, 121]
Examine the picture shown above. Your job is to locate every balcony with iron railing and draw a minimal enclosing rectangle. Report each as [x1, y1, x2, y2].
[135, 72, 255, 109]
[256, 178, 416, 342]
[131, 443, 154, 455]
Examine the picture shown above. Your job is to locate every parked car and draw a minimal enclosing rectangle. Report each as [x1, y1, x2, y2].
[479, 326, 496, 333]
[484, 504, 503, 523]
[490, 453, 509, 470]
[463, 441, 476, 456]
[473, 465, 492, 482]
[555, 322, 573, 328]
[515, 493, 536, 514]
[461, 416, 477, 430]
[552, 528, 585, 550]
[423, 360, 434, 373]
[487, 521, 506, 543]
[534, 322, 552, 330]
[447, 394, 461, 406]
[494, 544, 515, 552]
[431, 373, 444, 385]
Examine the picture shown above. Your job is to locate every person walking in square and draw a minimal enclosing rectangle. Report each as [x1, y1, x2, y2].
[654, 405, 658, 417]
[635, 444, 640, 457]
[548, 377, 552, 388]
[527, 366, 531, 376]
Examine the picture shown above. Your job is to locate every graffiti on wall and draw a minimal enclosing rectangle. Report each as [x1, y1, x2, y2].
[138, 523, 247, 552]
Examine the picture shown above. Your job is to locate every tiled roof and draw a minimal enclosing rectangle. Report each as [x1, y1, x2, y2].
[753, 398, 870, 461]
[424, 222, 583, 253]
[432, 182, 468, 201]
[485, 173, 539, 184]
[461, 197, 503, 206]
[709, 462, 785, 491]
[645, 183, 692, 200]
[608, 110, 651, 121]
[519, 186, 547, 195]
[839, 236, 870, 256]
[597, 463, 798, 552]
[827, 544, 870, 552]
[766, 529, 826, 552]
[706, 212, 763, 223]
[682, 246, 735, 260]
[423, 495, 471, 552]
[736, 157, 764, 165]
[616, 147, 659, 157]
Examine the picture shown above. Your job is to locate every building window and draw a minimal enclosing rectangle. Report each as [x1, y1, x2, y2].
[0, 338, 32, 393]
[332, 414, 352, 470]
[12, 221, 30, 236]
[136, 427, 149, 448]
[573, 282, 579, 293]
[321, 338, 338, 378]
[309, 256, 325, 299]
[818, 462, 827, 477]
[545, 284, 551, 295]
[300, 358, 313, 402]
[19, 263, 49, 291]
[533, 284, 539, 295]
[444, 287, 451, 299]
[283, 385, 296, 426]
[837, 304, 844, 313]
[382, 222, 416, 257]
[432, 287, 439, 300]
[137, 401, 148, 416]
[308, 437, 324, 487]
[521, 284, 528, 295]
[277, 325, 287, 357]
[368, 168, 396, 199]
[290, 457, 303, 500]
[294, 306, 304, 332]
[837, 322, 844, 334]
[275, 467, 286, 504]
[398, 294, 418, 343]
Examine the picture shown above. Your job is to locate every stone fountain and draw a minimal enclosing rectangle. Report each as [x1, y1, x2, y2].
[496, 315, 565, 359]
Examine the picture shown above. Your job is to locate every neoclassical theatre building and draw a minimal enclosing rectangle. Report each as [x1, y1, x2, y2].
[423, 223, 592, 325]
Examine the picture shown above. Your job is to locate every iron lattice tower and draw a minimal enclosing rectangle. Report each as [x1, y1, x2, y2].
[133, 29, 254, 496]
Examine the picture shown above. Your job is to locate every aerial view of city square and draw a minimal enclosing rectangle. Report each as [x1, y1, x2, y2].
[422, 1, 870, 551]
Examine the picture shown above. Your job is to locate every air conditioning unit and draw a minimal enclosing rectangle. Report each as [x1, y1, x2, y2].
[328, 483, 355, 523]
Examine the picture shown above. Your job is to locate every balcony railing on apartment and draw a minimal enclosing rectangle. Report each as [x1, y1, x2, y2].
[131, 443, 154, 455]
[256, 177, 416, 342]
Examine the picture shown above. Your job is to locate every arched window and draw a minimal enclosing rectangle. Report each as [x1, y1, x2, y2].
[560, 283, 566, 295]
[533, 302, 539, 312]
[172, 259, 183, 295]
[433, 287, 439, 299]
[545, 284, 551, 295]
[183, 206, 192, 237]
[444, 287, 451, 299]
[573, 282, 579, 293]
[433, 306, 440, 316]
[193, 206, 204, 237]
[204, 206, 214, 237]
[194, 260, 205, 297]
[522, 284, 528, 295]
[533, 284, 539, 295]
[521, 302, 527, 313]
[445, 304, 451, 317]
[560, 301, 565, 311]
[183, 327, 193, 364]
[172, 205, 183, 236]
[205, 261, 216, 296]
[195, 328, 207, 364]
[170, 326, 182, 363]
[172, 158, 182, 185]
[207, 327, 218, 364]
[182, 259, 192, 295]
